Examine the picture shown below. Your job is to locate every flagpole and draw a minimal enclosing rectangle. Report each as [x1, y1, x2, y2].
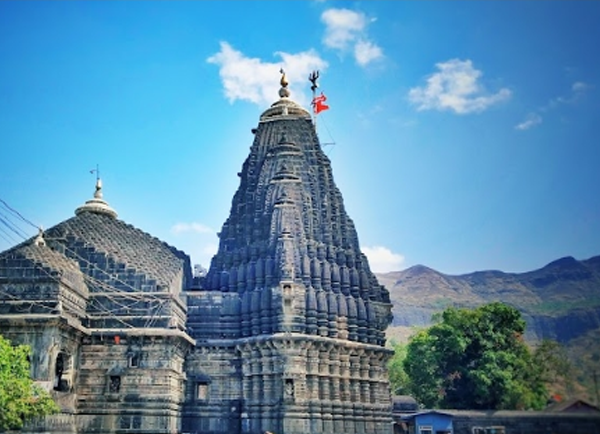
[312, 85, 317, 132]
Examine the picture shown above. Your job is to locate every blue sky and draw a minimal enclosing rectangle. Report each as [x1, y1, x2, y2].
[1, 1, 599, 275]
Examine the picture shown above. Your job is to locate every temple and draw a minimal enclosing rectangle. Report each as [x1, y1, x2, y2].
[0, 72, 393, 434]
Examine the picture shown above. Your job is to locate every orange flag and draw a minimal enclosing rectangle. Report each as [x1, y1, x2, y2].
[312, 92, 330, 114]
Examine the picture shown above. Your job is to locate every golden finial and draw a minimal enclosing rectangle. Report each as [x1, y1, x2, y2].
[278, 68, 290, 98]
[280, 68, 288, 87]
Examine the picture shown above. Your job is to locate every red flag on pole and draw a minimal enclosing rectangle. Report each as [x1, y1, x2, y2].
[312, 92, 330, 114]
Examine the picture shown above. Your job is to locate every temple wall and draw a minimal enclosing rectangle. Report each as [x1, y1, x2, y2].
[181, 334, 393, 434]
[0, 95, 395, 434]
[183, 344, 243, 434]
[76, 334, 190, 434]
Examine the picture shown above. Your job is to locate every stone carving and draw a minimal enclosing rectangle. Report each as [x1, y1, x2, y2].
[0, 76, 393, 434]
[186, 77, 393, 434]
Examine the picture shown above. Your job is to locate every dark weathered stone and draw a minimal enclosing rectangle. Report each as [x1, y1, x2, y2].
[184, 94, 393, 434]
[0, 87, 393, 434]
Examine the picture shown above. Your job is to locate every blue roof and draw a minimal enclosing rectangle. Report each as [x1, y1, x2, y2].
[400, 410, 455, 421]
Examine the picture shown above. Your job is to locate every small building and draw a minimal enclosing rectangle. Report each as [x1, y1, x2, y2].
[392, 406, 600, 434]
[400, 410, 454, 434]
[447, 409, 600, 434]
[545, 398, 600, 413]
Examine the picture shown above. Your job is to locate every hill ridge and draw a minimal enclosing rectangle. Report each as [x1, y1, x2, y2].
[377, 254, 600, 344]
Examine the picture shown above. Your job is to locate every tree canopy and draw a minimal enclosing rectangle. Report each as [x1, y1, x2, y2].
[402, 302, 548, 410]
[532, 338, 575, 400]
[388, 341, 411, 396]
[0, 335, 59, 430]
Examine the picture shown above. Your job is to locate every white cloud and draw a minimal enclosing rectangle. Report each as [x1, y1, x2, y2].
[515, 113, 542, 131]
[362, 246, 405, 273]
[522, 80, 593, 129]
[207, 42, 327, 107]
[354, 40, 383, 66]
[171, 222, 213, 235]
[322, 8, 368, 50]
[321, 8, 383, 66]
[409, 59, 512, 114]
[572, 81, 590, 93]
[544, 80, 593, 110]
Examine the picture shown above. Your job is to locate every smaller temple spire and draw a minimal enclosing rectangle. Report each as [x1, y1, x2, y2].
[75, 168, 118, 219]
[33, 226, 46, 246]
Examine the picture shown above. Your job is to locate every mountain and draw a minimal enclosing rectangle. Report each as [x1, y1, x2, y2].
[376, 255, 600, 344]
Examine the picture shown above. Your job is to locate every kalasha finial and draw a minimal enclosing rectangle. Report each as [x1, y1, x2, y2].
[309, 70, 320, 93]
[91, 165, 102, 198]
[94, 178, 103, 199]
[74, 166, 118, 219]
[34, 226, 46, 247]
[280, 68, 289, 87]
[279, 68, 290, 98]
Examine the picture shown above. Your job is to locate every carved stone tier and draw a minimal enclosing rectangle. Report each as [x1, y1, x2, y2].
[199, 113, 392, 346]
[184, 334, 392, 434]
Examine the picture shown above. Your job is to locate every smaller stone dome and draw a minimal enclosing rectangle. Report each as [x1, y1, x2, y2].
[260, 98, 311, 121]
[260, 70, 311, 121]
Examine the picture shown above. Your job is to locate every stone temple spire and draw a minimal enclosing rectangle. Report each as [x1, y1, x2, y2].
[75, 174, 118, 219]
[186, 71, 393, 434]
[201, 70, 391, 344]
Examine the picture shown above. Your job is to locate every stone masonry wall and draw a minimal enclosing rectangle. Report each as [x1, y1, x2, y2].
[77, 334, 190, 434]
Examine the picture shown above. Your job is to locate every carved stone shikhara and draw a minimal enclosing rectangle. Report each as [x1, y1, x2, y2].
[0, 82, 393, 434]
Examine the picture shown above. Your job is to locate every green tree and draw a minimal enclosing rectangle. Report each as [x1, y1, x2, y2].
[388, 341, 411, 395]
[403, 302, 547, 410]
[532, 339, 575, 399]
[0, 335, 59, 430]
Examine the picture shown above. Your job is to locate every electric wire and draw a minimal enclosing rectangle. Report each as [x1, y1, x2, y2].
[0, 243, 137, 329]
[0, 198, 182, 331]
[0, 198, 39, 229]
[49, 241, 175, 329]
[0, 212, 30, 240]
[318, 114, 337, 157]
[51, 243, 174, 328]
[0, 224, 19, 245]
[0, 198, 36, 248]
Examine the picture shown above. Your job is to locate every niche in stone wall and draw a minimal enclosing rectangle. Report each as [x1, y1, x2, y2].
[53, 351, 73, 392]
[196, 382, 209, 401]
[283, 284, 293, 314]
[109, 375, 121, 393]
[284, 378, 295, 402]
[128, 353, 141, 368]
[190, 374, 212, 402]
